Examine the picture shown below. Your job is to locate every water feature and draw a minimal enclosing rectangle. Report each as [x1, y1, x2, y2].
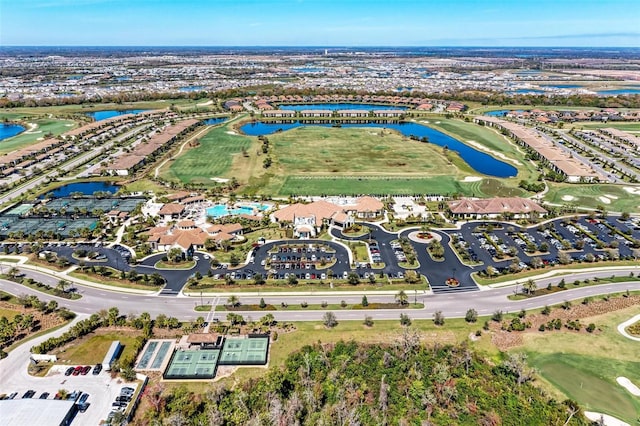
[278, 103, 408, 111]
[86, 109, 148, 121]
[597, 88, 640, 95]
[42, 181, 121, 198]
[484, 109, 524, 117]
[0, 123, 25, 141]
[239, 121, 517, 178]
[206, 203, 271, 219]
[508, 89, 545, 95]
[179, 85, 204, 92]
[539, 84, 583, 89]
[203, 117, 228, 125]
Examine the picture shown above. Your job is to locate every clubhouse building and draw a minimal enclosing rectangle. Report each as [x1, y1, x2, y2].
[272, 196, 384, 238]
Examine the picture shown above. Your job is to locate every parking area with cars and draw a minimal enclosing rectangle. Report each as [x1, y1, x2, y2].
[0, 363, 140, 425]
[453, 215, 640, 276]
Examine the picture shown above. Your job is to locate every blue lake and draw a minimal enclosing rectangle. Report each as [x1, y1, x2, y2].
[203, 117, 228, 125]
[86, 109, 149, 121]
[484, 109, 524, 117]
[179, 86, 204, 92]
[291, 67, 326, 73]
[240, 121, 517, 178]
[0, 123, 25, 141]
[42, 182, 121, 198]
[509, 89, 545, 94]
[278, 103, 408, 111]
[540, 84, 583, 89]
[597, 89, 640, 95]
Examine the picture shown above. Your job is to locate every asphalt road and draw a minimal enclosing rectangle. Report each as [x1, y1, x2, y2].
[3, 267, 640, 321]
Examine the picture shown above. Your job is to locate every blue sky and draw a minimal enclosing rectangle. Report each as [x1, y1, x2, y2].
[1, 0, 638, 46]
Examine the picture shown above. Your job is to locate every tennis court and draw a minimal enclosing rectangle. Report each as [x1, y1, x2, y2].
[163, 349, 220, 379]
[218, 336, 269, 365]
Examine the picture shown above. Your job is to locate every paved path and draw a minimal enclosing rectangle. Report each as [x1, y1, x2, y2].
[617, 314, 640, 342]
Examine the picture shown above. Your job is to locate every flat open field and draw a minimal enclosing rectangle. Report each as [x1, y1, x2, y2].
[571, 122, 640, 132]
[160, 121, 256, 185]
[0, 99, 211, 117]
[0, 118, 76, 153]
[518, 307, 640, 423]
[53, 330, 141, 365]
[166, 121, 528, 196]
[544, 182, 640, 212]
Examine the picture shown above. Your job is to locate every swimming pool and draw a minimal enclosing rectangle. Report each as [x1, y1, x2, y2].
[206, 203, 270, 219]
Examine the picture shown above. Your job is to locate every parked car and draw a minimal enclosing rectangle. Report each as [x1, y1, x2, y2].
[92, 364, 102, 375]
[22, 390, 36, 399]
[39, 392, 50, 399]
[72, 365, 83, 375]
[81, 365, 91, 375]
[78, 393, 89, 405]
[65, 367, 75, 376]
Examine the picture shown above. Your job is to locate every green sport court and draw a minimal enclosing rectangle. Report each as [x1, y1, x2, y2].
[218, 336, 270, 366]
[163, 349, 220, 380]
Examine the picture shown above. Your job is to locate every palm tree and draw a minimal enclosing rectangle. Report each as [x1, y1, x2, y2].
[395, 290, 408, 306]
[226, 295, 240, 308]
[56, 279, 70, 293]
[523, 279, 537, 295]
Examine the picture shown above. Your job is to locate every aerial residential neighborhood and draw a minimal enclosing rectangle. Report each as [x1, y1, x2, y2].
[0, 1, 639, 425]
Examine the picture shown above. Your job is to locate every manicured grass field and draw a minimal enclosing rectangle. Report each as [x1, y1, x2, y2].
[544, 182, 640, 212]
[426, 118, 536, 175]
[526, 354, 640, 423]
[165, 121, 529, 196]
[0, 118, 77, 154]
[161, 122, 256, 185]
[54, 331, 141, 365]
[571, 122, 640, 132]
[517, 306, 640, 423]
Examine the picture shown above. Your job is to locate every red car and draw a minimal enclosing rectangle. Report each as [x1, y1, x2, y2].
[81, 366, 91, 375]
[72, 366, 83, 376]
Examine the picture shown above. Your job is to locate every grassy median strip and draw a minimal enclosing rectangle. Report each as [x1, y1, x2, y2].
[195, 302, 425, 312]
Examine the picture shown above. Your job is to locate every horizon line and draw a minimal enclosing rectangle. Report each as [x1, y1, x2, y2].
[1, 45, 639, 49]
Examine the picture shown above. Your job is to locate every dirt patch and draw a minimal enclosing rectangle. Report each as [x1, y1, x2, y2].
[491, 295, 640, 350]
[0, 301, 67, 348]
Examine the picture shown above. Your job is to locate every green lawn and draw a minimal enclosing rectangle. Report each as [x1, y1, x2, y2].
[161, 121, 255, 185]
[516, 306, 640, 424]
[53, 331, 141, 365]
[165, 122, 529, 197]
[0, 307, 20, 321]
[0, 118, 77, 154]
[544, 182, 640, 212]
[571, 122, 640, 132]
[526, 353, 640, 423]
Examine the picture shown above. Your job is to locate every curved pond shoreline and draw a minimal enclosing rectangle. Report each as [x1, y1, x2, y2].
[239, 120, 517, 178]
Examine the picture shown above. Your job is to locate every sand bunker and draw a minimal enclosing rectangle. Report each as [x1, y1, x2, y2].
[623, 186, 640, 195]
[466, 140, 523, 166]
[210, 177, 229, 183]
[584, 412, 630, 426]
[598, 196, 611, 205]
[197, 100, 213, 106]
[461, 176, 482, 182]
[616, 377, 640, 396]
[225, 131, 238, 135]
[604, 194, 619, 199]
[561, 195, 575, 201]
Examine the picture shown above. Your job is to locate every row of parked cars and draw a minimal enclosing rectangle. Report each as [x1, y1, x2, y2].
[64, 363, 102, 376]
[0, 389, 90, 411]
[107, 387, 135, 424]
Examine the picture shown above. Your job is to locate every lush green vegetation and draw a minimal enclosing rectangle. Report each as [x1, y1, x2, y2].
[544, 182, 640, 212]
[0, 118, 76, 154]
[143, 339, 587, 425]
[161, 121, 255, 185]
[526, 353, 640, 423]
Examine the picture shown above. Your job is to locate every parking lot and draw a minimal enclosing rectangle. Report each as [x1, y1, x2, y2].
[451, 215, 640, 275]
[0, 363, 140, 425]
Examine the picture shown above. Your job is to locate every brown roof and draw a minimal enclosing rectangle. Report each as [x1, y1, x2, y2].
[448, 197, 547, 215]
[158, 203, 185, 215]
[353, 196, 384, 213]
[273, 201, 343, 226]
